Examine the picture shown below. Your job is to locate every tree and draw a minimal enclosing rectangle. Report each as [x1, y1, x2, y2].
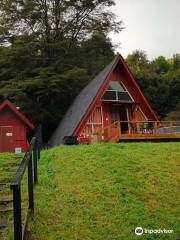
[126, 50, 149, 74]
[172, 54, 180, 70]
[0, 0, 122, 56]
[151, 56, 170, 74]
[0, 0, 122, 141]
[126, 50, 180, 119]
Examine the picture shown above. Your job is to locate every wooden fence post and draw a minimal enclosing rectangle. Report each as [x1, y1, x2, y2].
[33, 141, 38, 184]
[10, 134, 41, 240]
[170, 121, 173, 134]
[154, 122, 158, 134]
[118, 121, 121, 139]
[37, 137, 40, 160]
[38, 146, 40, 160]
[28, 155, 34, 213]
[108, 125, 111, 141]
[137, 122, 140, 134]
[11, 185, 22, 240]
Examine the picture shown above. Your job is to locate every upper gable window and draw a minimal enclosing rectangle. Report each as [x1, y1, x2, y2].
[102, 80, 133, 102]
[107, 81, 126, 92]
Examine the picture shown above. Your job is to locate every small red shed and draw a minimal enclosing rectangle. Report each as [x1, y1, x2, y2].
[0, 99, 34, 152]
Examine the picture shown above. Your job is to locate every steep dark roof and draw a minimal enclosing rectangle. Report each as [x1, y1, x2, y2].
[49, 56, 118, 146]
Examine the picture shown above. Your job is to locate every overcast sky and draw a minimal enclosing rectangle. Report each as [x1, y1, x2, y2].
[109, 0, 180, 59]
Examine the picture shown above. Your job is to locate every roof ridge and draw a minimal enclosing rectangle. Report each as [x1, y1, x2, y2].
[0, 99, 34, 129]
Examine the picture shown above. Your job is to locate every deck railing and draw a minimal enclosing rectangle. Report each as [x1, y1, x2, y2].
[117, 121, 179, 135]
[89, 121, 180, 142]
[10, 125, 42, 240]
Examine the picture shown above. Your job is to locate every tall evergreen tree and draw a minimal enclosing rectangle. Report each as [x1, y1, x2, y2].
[0, 0, 122, 140]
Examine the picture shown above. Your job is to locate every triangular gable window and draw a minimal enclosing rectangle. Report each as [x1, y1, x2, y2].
[102, 80, 133, 102]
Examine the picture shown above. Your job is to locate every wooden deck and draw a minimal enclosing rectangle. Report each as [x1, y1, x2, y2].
[118, 121, 180, 141]
[88, 120, 180, 143]
[118, 133, 180, 141]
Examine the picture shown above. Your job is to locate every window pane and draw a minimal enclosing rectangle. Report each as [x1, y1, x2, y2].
[102, 91, 116, 100]
[110, 112, 118, 124]
[108, 81, 125, 92]
[118, 92, 132, 101]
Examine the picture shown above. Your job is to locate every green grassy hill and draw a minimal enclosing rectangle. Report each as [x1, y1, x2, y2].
[27, 143, 180, 240]
[0, 153, 23, 240]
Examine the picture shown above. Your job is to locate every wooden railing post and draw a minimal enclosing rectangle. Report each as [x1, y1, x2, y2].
[154, 122, 157, 134]
[118, 121, 121, 138]
[108, 125, 111, 141]
[28, 155, 34, 213]
[100, 127, 102, 141]
[97, 130, 100, 142]
[37, 140, 40, 160]
[10, 134, 40, 240]
[170, 121, 173, 133]
[34, 125, 42, 160]
[101, 128, 104, 141]
[11, 185, 22, 240]
[137, 122, 140, 134]
[33, 140, 38, 184]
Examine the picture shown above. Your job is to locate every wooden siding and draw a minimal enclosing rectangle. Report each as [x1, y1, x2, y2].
[0, 107, 28, 152]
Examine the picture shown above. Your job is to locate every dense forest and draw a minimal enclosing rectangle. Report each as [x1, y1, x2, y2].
[126, 51, 180, 121]
[0, 0, 179, 141]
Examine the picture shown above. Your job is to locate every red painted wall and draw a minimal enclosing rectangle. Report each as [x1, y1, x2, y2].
[0, 107, 28, 152]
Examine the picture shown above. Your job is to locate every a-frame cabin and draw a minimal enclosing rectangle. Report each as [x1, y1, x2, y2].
[49, 55, 180, 145]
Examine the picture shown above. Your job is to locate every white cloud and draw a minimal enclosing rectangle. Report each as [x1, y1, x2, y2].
[109, 0, 180, 59]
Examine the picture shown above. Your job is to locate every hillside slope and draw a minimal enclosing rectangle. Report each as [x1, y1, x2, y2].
[29, 143, 180, 240]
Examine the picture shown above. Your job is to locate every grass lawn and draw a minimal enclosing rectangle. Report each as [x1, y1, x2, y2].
[0, 153, 24, 240]
[28, 142, 180, 240]
[0, 153, 22, 183]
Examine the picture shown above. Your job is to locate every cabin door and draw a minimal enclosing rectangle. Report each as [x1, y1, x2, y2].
[0, 126, 13, 152]
[109, 106, 120, 139]
[119, 106, 129, 134]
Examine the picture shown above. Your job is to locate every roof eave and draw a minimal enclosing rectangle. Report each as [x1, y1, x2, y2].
[0, 100, 35, 129]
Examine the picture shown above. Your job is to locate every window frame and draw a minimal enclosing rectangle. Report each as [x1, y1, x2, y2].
[102, 86, 133, 102]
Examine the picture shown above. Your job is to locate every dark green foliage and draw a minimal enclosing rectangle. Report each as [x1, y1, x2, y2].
[126, 51, 180, 119]
[0, 0, 120, 141]
[151, 56, 170, 74]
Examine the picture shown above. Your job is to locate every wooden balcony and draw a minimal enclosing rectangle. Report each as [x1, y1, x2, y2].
[89, 121, 180, 143]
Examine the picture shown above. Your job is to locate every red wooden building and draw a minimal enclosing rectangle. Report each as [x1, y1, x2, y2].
[0, 100, 34, 152]
[49, 55, 179, 145]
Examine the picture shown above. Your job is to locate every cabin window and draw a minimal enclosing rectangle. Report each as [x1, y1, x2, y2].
[102, 91, 116, 100]
[108, 81, 126, 92]
[102, 81, 132, 102]
[118, 92, 132, 101]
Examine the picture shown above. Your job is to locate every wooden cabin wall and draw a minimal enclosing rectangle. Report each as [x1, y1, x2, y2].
[81, 105, 103, 142]
[127, 105, 146, 122]
[0, 107, 28, 152]
[134, 107, 147, 121]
